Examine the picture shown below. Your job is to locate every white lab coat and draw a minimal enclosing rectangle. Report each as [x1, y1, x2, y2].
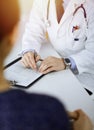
[22, 0, 94, 92]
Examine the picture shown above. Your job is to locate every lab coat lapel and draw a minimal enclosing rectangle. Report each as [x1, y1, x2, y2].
[58, 0, 86, 29]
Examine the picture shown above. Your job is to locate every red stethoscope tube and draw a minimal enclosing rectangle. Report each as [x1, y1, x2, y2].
[73, 4, 87, 19]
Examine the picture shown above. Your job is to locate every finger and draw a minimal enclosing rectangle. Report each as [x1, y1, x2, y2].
[21, 54, 35, 69]
[21, 59, 30, 68]
[28, 53, 36, 69]
[41, 67, 55, 74]
[39, 64, 49, 72]
[68, 111, 79, 120]
[76, 109, 93, 127]
[39, 59, 51, 71]
[75, 109, 88, 118]
[39, 63, 51, 73]
[23, 55, 35, 69]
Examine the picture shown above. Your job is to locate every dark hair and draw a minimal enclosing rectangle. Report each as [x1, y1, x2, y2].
[0, 0, 20, 41]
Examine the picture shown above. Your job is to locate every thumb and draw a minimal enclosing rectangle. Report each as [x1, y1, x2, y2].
[68, 111, 79, 120]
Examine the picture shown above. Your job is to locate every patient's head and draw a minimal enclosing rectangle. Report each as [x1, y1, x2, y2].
[0, 0, 20, 59]
[0, 0, 20, 90]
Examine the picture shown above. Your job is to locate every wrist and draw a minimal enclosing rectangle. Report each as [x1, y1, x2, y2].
[61, 58, 66, 70]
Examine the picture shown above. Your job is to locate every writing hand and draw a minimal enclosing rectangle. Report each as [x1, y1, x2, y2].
[21, 51, 41, 69]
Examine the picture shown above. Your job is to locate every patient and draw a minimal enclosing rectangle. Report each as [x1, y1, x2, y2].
[0, 0, 93, 130]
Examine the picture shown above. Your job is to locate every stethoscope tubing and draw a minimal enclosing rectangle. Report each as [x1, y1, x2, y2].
[46, 1, 88, 28]
[73, 4, 87, 19]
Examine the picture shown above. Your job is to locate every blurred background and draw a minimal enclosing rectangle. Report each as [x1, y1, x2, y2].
[19, 0, 34, 15]
[5, 0, 34, 63]
[7, 0, 34, 56]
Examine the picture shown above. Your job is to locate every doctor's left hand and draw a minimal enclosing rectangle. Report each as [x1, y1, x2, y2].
[39, 56, 66, 74]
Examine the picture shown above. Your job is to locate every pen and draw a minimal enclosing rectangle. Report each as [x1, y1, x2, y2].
[34, 51, 43, 62]
[38, 59, 43, 61]
[4, 57, 21, 69]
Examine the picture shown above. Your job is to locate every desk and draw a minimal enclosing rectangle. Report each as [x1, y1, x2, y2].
[5, 38, 94, 123]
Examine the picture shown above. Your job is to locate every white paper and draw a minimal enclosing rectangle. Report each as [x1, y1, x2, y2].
[4, 60, 43, 87]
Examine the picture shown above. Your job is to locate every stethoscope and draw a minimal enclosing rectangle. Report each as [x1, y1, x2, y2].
[73, 4, 88, 29]
[45, 0, 50, 27]
[45, 0, 88, 29]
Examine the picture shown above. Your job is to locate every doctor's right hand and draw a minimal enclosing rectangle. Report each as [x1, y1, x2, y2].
[21, 51, 41, 69]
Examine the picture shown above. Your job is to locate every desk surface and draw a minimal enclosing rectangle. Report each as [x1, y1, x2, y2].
[5, 38, 94, 123]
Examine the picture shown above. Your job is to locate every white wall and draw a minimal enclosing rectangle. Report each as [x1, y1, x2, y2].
[19, 0, 33, 15]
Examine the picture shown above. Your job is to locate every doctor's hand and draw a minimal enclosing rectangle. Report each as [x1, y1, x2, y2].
[68, 109, 93, 130]
[21, 51, 41, 69]
[39, 56, 66, 74]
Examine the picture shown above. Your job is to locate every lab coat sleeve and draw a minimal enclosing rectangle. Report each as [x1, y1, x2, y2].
[70, 9, 94, 75]
[22, 0, 47, 53]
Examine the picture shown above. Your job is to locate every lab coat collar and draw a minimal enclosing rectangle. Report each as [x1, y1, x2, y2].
[58, 0, 86, 28]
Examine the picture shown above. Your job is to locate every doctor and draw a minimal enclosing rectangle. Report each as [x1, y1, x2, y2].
[21, 0, 94, 92]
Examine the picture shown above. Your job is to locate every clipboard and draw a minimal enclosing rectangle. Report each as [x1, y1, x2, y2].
[4, 57, 44, 89]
